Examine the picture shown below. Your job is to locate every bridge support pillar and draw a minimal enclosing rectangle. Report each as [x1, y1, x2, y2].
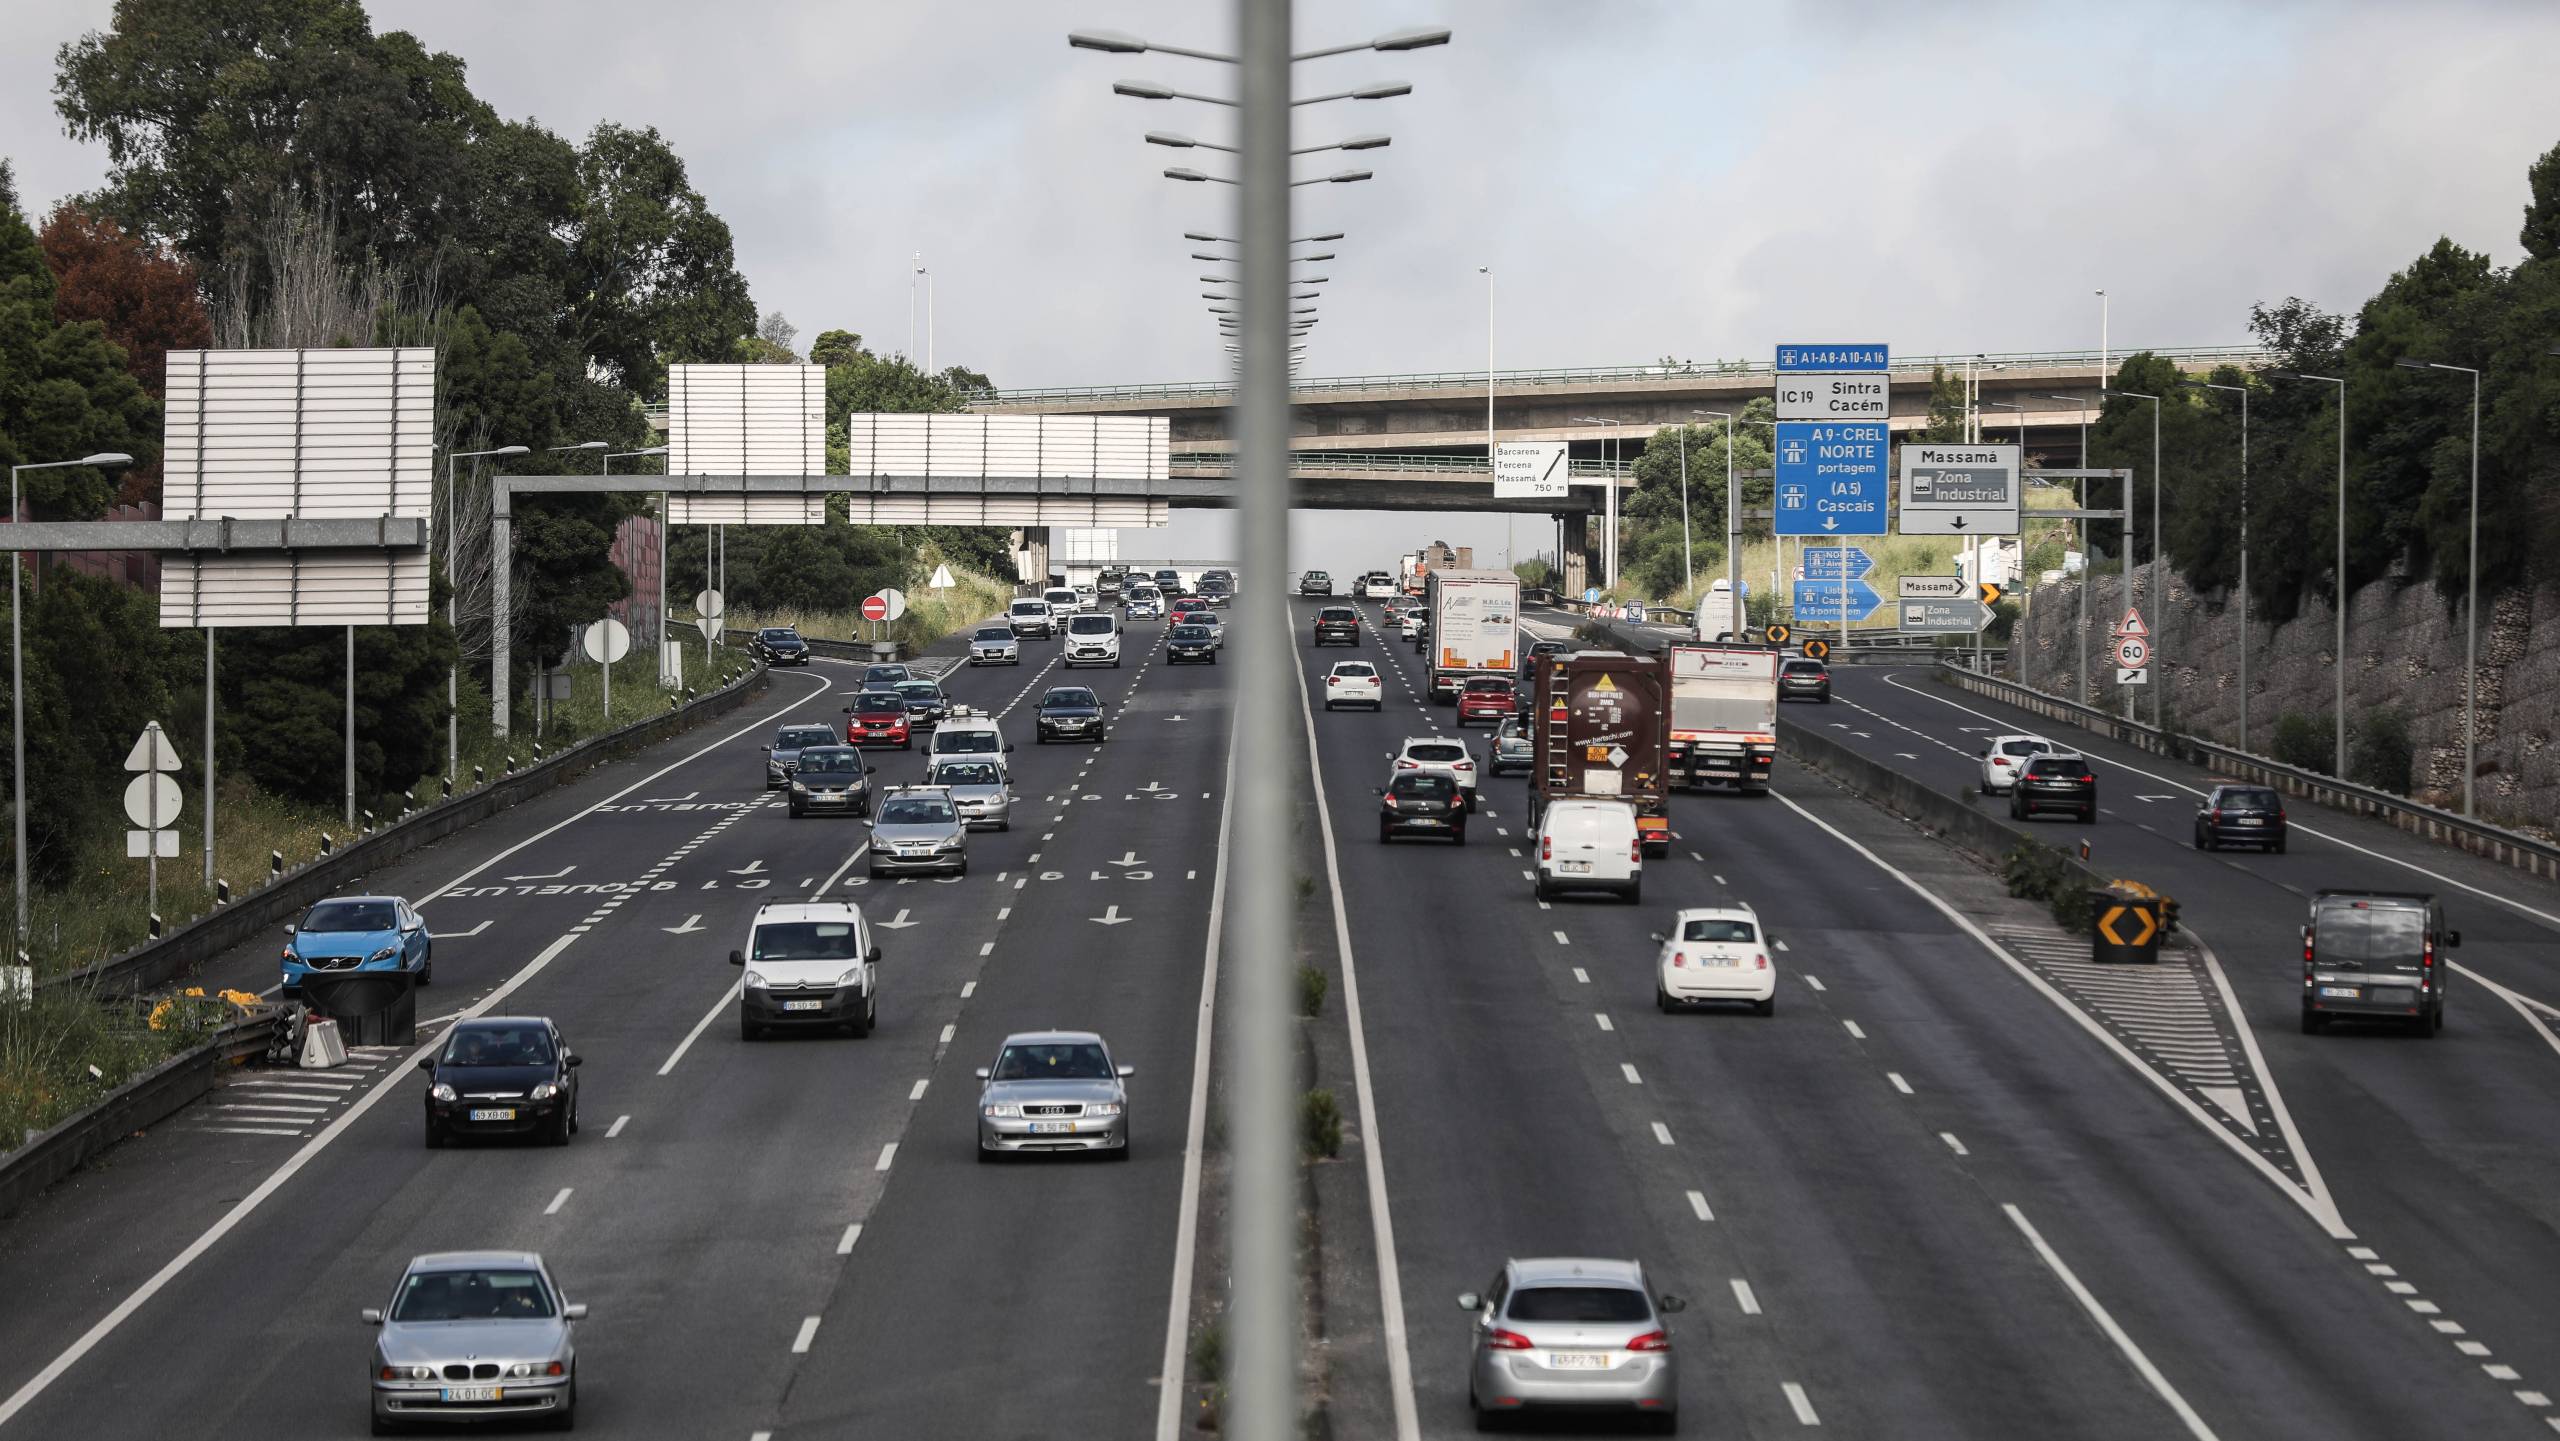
[1555, 512, 1598, 598]
[1009, 527, 1052, 587]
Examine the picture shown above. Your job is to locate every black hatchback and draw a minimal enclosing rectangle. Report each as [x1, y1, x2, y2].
[1035, 687, 1107, 744]
[2195, 784, 2286, 852]
[2009, 752, 2096, 823]
[1378, 772, 1468, 844]
[419, 1017, 581, 1147]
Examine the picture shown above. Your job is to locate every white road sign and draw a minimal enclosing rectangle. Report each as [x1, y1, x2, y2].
[1493, 441, 1569, 499]
[928, 563, 956, 589]
[1776, 372, 1890, 421]
[694, 589, 724, 620]
[871, 587, 909, 623]
[124, 725, 181, 772]
[2117, 667, 2150, 686]
[1896, 574, 1970, 600]
[1899, 600, 1997, 635]
[2114, 634, 2150, 670]
[127, 829, 180, 859]
[581, 618, 632, 664]
[1898, 444, 2022, 535]
[123, 773, 181, 828]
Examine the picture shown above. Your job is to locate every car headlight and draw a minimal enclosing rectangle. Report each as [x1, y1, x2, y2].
[368, 946, 399, 963]
[982, 1103, 1021, 1118]
[938, 840, 963, 852]
[509, 1362, 536, 1379]
[743, 970, 772, 989]
[837, 967, 867, 988]
[1085, 1102, 1124, 1117]
[430, 1083, 457, 1102]
[791, 781, 808, 793]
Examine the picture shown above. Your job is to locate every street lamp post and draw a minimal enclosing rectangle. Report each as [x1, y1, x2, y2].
[1982, 399, 2027, 679]
[2185, 380, 2251, 752]
[11, 452, 135, 940]
[2043, 396, 2094, 702]
[2396, 358, 2482, 813]
[2105, 389, 2162, 724]
[445, 444, 529, 777]
[2273, 370, 2348, 776]
[1481, 265, 1504, 565]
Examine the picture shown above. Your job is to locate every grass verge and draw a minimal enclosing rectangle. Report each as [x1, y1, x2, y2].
[1, 983, 259, 1155]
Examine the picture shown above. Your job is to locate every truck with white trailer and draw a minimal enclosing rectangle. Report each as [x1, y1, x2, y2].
[1422, 569, 1520, 704]
[1665, 642, 1778, 793]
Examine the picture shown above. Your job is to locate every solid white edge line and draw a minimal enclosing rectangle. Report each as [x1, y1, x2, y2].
[659, 980, 744, 1077]
[415, 669, 836, 908]
[0, 930, 583, 1429]
[2185, 926, 2342, 1224]
[1153, 705, 1240, 1441]
[2004, 1203, 2221, 1441]
[2451, 962, 2560, 1067]
[815, 840, 871, 895]
[1285, 640, 1423, 1440]
[1767, 788, 2351, 1239]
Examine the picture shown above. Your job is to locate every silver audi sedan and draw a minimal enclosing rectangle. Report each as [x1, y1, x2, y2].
[975, 1030, 1133, 1161]
[1460, 1257, 1684, 1431]
[366, 1250, 584, 1431]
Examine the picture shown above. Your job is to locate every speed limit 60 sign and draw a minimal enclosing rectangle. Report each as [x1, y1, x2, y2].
[2114, 635, 2150, 670]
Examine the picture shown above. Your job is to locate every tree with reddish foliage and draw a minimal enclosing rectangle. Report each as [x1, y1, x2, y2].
[37, 203, 208, 399]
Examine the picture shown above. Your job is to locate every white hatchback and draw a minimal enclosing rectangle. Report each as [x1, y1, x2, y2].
[1399, 610, 1423, 640]
[1977, 733, 2056, 794]
[1654, 905, 1775, 1014]
[1323, 661, 1384, 710]
[1393, 736, 1478, 809]
[1534, 799, 1642, 902]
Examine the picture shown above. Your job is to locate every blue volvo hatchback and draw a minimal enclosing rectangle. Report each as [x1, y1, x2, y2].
[282, 895, 433, 997]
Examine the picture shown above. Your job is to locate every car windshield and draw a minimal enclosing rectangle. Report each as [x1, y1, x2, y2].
[1681, 918, 1759, 943]
[990, 1041, 1112, 1081]
[303, 900, 395, 932]
[440, 1027, 553, 1067]
[1497, 720, 1526, 739]
[937, 729, 1001, 754]
[1045, 690, 1099, 708]
[1464, 678, 1513, 694]
[1333, 664, 1375, 677]
[1505, 1286, 1651, 1324]
[2025, 757, 2082, 777]
[391, 1268, 558, 1323]
[1392, 774, 1457, 799]
[1320, 609, 1357, 622]
[1174, 626, 1212, 640]
[1998, 739, 2046, 757]
[856, 696, 906, 716]
[797, 750, 863, 775]
[778, 727, 836, 750]
[877, 796, 956, 825]
[933, 761, 1000, 786]
[1069, 616, 1114, 634]
[753, 921, 859, 961]
[2314, 901, 2429, 964]
[974, 626, 1012, 642]
[864, 665, 908, 681]
[1010, 601, 1046, 615]
[760, 628, 800, 642]
[896, 682, 942, 702]
[1407, 744, 1466, 763]
[1783, 661, 1824, 676]
[2220, 788, 2280, 810]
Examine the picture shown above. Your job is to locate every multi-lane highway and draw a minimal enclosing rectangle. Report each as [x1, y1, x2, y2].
[4, 592, 2558, 1438]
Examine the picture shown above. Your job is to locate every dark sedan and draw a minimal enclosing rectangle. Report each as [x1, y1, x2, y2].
[749, 626, 812, 665]
[2009, 752, 2097, 823]
[1378, 772, 1468, 844]
[1168, 623, 1218, 664]
[894, 678, 951, 729]
[787, 746, 873, 817]
[764, 723, 842, 789]
[1035, 686, 1108, 744]
[1778, 657, 1831, 703]
[2195, 783, 2286, 852]
[419, 1017, 581, 1147]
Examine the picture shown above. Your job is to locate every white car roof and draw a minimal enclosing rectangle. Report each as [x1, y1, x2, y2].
[1672, 904, 1760, 924]
[1329, 661, 1375, 672]
[1991, 733, 2051, 746]
[753, 900, 866, 925]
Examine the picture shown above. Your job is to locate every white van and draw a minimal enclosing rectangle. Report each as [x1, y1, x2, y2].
[1043, 586, 1082, 615]
[730, 900, 880, 1039]
[1064, 612, 1122, 668]
[1008, 597, 1054, 639]
[1534, 799, 1643, 903]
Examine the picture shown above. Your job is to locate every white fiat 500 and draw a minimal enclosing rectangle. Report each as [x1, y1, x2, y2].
[1653, 904, 1776, 1015]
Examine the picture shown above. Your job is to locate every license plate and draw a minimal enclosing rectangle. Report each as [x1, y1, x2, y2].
[2237, 818, 2263, 826]
[1409, 818, 1443, 827]
[1029, 1121, 1076, 1134]
[783, 999, 825, 1012]
[1703, 955, 1735, 967]
[442, 1385, 502, 1403]
[1561, 861, 1591, 874]
[2320, 986, 2358, 998]
[468, 1108, 516, 1122]
[1548, 1353, 1609, 1370]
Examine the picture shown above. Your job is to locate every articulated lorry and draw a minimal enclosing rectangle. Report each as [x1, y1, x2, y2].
[1666, 642, 1778, 793]
[1525, 649, 1672, 856]
[1424, 568, 1521, 704]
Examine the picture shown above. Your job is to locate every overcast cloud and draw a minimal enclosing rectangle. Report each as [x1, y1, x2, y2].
[7, 1, 2560, 571]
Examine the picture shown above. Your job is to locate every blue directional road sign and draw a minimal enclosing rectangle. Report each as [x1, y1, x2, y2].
[1799, 545, 1873, 580]
[1792, 577, 1884, 623]
[1776, 344, 1891, 373]
[1773, 422, 1889, 536]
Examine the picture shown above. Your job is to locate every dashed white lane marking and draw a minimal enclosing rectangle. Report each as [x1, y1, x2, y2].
[1572, 968, 1589, 984]
[909, 1079, 929, 1101]
[1687, 1190, 1714, 1222]
[1803, 974, 1825, 991]
[1552, 930, 1571, 946]
[1731, 1279, 1762, 1316]
[979, 941, 994, 956]
[791, 1317, 821, 1354]
[875, 1142, 898, 1172]
[837, 1223, 864, 1256]
[2004, 1204, 2218, 1439]
[1620, 1063, 1643, 1085]
[606, 1115, 630, 1139]
[1774, 938, 1790, 952]
[996, 907, 1011, 920]
[1842, 1020, 1866, 1040]
[1940, 1132, 1969, 1156]
[1887, 1072, 1913, 1095]
[960, 981, 977, 998]
[939, 1024, 956, 1045]
[1594, 1013, 1614, 1032]
[1783, 1382, 1821, 1426]
[1650, 1122, 1674, 1146]
[543, 1188, 572, 1216]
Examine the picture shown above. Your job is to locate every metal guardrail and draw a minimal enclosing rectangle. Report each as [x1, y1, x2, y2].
[975, 345, 2276, 406]
[1932, 664, 2560, 881]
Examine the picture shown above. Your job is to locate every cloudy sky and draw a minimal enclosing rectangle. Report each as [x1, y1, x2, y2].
[8, 1, 2560, 571]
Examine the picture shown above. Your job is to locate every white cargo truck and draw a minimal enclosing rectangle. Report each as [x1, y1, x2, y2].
[1665, 642, 1778, 792]
[1423, 569, 1521, 704]
[1691, 580, 1745, 642]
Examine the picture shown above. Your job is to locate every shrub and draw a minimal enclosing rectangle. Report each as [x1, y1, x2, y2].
[2001, 841, 2094, 934]
[2347, 708, 2413, 794]
[1295, 965, 1328, 1018]
[1299, 1088, 1343, 1159]
[2270, 711, 2332, 773]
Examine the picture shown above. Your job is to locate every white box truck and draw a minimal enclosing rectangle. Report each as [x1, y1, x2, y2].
[1691, 580, 1745, 642]
[1424, 569, 1521, 704]
[1666, 642, 1778, 793]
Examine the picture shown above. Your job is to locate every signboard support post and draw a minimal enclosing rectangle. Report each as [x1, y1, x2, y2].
[346, 625, 358, 828]
[204, 631, 216, 889]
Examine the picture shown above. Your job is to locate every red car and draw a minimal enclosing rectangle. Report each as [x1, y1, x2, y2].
[843, 691, 913, 748]
[1455, 676, 1518, 726]
[1169, 597, 1211, 623]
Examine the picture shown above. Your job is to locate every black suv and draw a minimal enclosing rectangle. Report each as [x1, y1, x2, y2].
[750, 627, 811, 666]
[1377, 772, 1467, 844]
[2302, 890, 2455, 1035]
[1299, 570, 1334, 597]
[1777, 657, 1831, 703]
[2195, 783, 2286, 852]
[1312, 606, 1361, 646]
[2008, 752, 2095, 822]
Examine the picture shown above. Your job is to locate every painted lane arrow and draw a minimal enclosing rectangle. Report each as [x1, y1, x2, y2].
[1090, 905, 1133, 926]
[429, 921, 490, 940]
[1111, 851, 1146, 867]
[504, 865, 576, 882]
[876, 908, 920, 929]
[728, 860, 767, 876]
[662, 914, 707, 935]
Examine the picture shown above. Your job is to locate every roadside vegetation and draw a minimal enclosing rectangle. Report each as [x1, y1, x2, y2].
[1, 982, 258, 1156]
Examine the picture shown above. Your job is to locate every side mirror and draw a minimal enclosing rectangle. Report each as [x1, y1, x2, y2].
[1373, 787, 1385, 796]
[1117, 1064, 1136, 1078]
[728, 949, 745, 967]
[1456, 1293, 1482, 1312]
[2446, 930, 2461, 948]
[974, 1067, 991, 1080]
[283, 923, 297, 935]
[564, 1303, 589, 1321]
[1647, 932, 1664, 943]
[414, 1056, 436, 1073]
[1005, 743, 1017, 754]
[762, 745, 773, 752]
[862, 763, 873, 775]
[867, 945, 883, 964]
[1658, 1293, 1688, 1314]
[361, 1308, 384, 1326]
[564, 1054, 582, 1069]
[841, 706, 853, 715]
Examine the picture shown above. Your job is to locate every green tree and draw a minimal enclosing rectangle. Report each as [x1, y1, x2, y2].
[1919, 364, 1967, 443]
[570, 122, 757, 397]
[0, 183, 157, 518]
[1, 569, 176, 884]
[1622, 400, 1774, 599]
